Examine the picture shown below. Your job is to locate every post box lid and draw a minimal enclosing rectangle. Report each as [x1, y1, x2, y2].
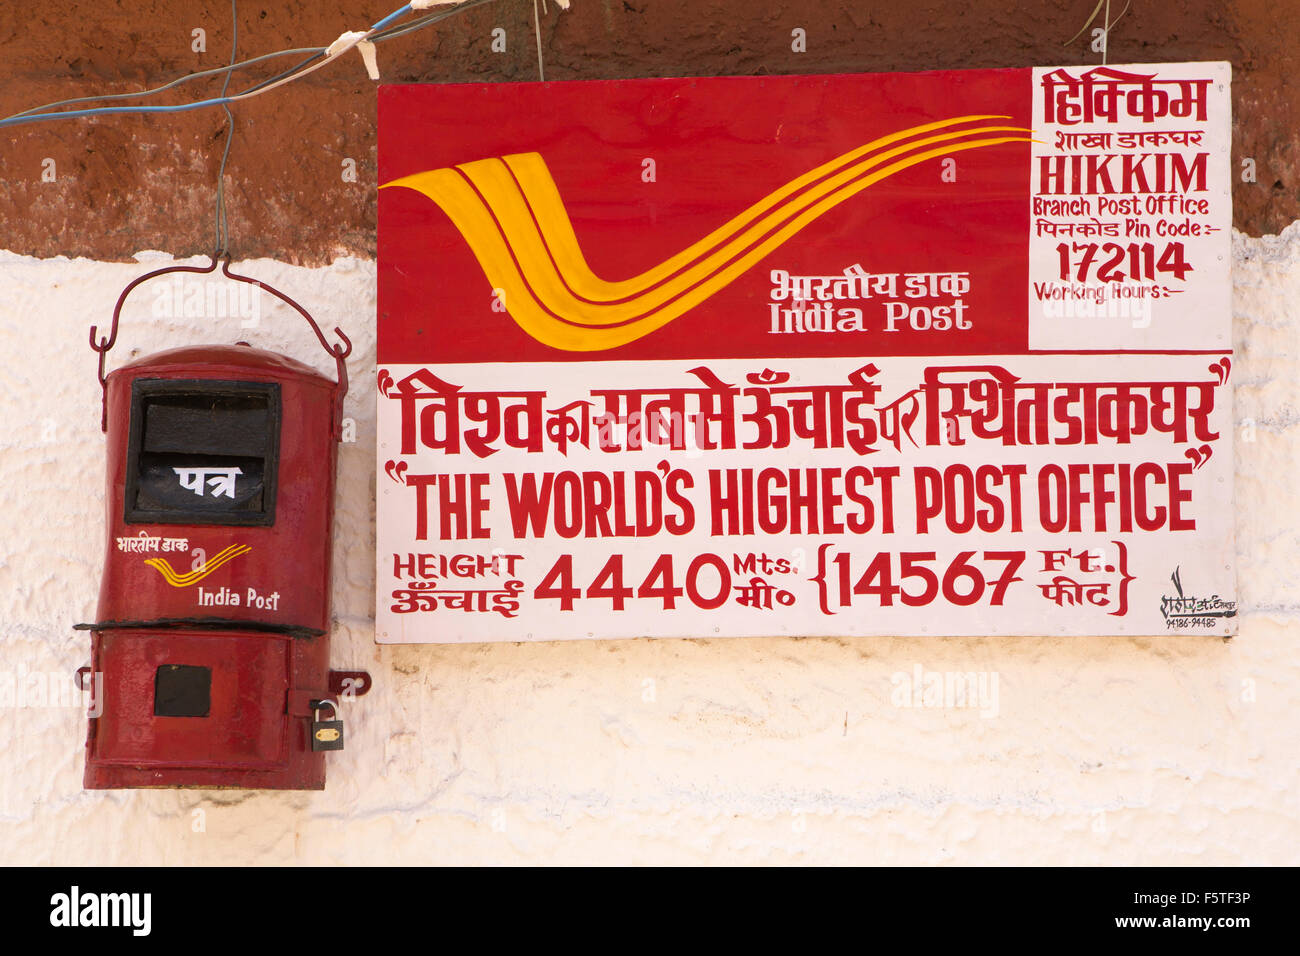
[111, 344, 335, 387]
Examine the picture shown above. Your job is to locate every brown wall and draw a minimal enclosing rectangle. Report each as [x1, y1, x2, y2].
[0, 0, 1294, 264]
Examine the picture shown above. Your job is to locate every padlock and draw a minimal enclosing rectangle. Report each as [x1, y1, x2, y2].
[310, 699, 344, 752]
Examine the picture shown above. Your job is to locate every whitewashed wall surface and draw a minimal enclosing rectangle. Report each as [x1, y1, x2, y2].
[0, 225, 1296, 865]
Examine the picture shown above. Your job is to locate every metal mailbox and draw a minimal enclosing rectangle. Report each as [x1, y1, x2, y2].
[77, 260, 369, 789]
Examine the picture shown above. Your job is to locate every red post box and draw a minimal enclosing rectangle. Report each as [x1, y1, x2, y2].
[77, 259, 369, 790]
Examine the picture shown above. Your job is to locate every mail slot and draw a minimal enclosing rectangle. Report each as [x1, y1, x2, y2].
[125, 379, 279, 525]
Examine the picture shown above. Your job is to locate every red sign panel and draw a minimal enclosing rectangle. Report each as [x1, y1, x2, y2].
[377, 65, 1235, 642]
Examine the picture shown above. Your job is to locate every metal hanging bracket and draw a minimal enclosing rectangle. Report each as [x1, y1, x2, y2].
[89, 253, 352, 438]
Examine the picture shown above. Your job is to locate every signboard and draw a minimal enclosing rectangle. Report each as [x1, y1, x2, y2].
[376, 64, 1236, 642]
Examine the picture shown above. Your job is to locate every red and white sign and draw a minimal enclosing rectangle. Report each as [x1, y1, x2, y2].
[376, 64, 1236, 642]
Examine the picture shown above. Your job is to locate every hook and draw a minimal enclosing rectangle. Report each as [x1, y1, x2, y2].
[218, 260, 352, 438]
[90, 254, 221, 432]
[219, 260, 352, 361]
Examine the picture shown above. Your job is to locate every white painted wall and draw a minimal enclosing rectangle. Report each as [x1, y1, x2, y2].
[0, 227, 1296, 865]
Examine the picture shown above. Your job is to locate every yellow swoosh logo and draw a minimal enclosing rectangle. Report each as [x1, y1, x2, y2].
[383, 115, 1030, 352]
[144, 543, 251, 588]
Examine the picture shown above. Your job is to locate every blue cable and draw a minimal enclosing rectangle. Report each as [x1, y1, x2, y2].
[369, 2, 416, 32]
[0, 100, 239, 128]
[0, 3, 415, 130]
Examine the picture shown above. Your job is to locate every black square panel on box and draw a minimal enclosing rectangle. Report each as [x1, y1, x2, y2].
[154, 664, 212, 717]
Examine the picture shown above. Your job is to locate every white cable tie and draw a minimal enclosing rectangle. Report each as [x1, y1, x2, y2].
[326, 30, 369, 59]
[325, 30, 379, 80]
[357, 40, 380, 80]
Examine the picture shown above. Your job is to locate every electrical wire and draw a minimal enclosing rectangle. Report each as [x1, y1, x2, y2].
[237, 0, 499, 97]
[214, 0, 238, 256]
[370, 3, 420, 33]
[9, 47, 324, 119]
[0, 0, 509, 257]
[371, 0, 498, 43]
[0, 1, 494, 131]
[532, 0, 545, 81]
[235, 50, 324, 97]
